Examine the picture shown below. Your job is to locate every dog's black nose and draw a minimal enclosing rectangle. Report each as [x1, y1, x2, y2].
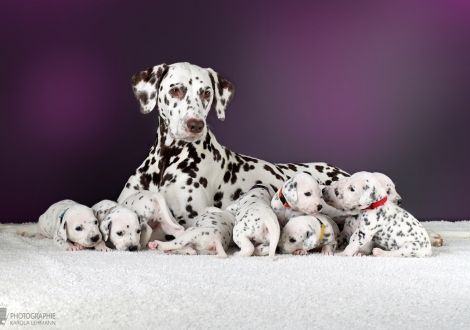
[91, 235, 100, 243]
[187, 119, 205, 134]
[128, 245, 138, 252]
[317, 204, 323, 211]
[397, 199, 402, 205]
[334, 188, 339, 196]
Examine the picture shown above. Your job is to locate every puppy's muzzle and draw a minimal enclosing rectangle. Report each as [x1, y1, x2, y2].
[128, 245, 138, 252]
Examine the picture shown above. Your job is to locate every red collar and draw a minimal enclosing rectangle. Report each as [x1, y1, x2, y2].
[364, 196, 388, 210]
[278, 188, 290, 208]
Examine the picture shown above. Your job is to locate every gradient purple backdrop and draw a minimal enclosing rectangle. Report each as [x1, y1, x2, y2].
[1, 0, 469, 223]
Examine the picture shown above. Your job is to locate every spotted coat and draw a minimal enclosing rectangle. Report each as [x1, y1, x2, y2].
[117, 62, 350, 229]
[148, 208, 234, 257]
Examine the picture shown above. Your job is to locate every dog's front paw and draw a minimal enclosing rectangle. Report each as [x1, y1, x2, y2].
[73, 243, 85, 250]
[148, 241, 160, 250]
[97, 246, 112, 252]
[64, 243, 80, 251]
[293, 250, 308, 255]
[372, 248, 386, 257]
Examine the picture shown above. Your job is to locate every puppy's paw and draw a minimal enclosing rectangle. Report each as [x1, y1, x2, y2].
[148, 241, 159, 250]
[372, 248, 386, 257]
[293, 250, 308, 256]
[73, 243, 85, 250]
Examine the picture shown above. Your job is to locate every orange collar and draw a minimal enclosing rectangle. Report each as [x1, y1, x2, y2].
[278, 188, 290, 208]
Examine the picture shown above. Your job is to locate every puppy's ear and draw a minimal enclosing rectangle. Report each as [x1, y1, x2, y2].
[137, 214, 145, 225]
[225, 203, 238, 214]
[99, 218, 112, 242]
[359, 183, 387, 209]
[139, 222, 152, 247]
[282, 178, 298, 203]
[132, 64, 169, 114]
[207, 68, 234, 121]
[58, 220, 68, 242]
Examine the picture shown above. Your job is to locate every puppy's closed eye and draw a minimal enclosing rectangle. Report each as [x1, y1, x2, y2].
[304, 192, 312, 196]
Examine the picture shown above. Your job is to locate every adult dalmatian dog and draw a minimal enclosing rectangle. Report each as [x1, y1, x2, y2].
[117, 62, 350, 228]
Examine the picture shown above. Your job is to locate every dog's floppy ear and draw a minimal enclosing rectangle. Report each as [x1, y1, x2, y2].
[282, 177, 298, 204]
[358, 181, 387, 209]
[139, 222, 152, 247]
[57, 220, 68, 242]
[207, 68, 234, 121]
[99, 218, 112, 242]
[132, 64, 169, 114]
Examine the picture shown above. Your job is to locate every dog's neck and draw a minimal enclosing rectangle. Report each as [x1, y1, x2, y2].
[148, 115, 221, 184]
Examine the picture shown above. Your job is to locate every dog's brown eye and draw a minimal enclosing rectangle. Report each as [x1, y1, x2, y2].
[117, 231, 123, 236]
[170, 87, 179, 95]
[204, 90, 211, 98]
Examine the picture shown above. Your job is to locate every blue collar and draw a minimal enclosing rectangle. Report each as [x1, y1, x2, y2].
[250, 184, 270, 195]
[59, 208, 69, 223]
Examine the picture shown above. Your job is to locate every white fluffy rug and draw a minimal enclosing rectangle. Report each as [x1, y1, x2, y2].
[1, 221, 470, 329]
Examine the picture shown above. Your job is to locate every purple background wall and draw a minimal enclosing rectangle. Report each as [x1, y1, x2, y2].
[1, 0, 469, 223]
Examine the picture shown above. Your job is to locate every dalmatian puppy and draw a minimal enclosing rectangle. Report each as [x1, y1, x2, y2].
[229, 185, 280, 261]
[324, 172, 432, 257]
[323, 172, 401, 251]
[278, 214, 339, 255]
[92, 200, 152, 251]
[148, 207, 234, 257]
[0, 200, 107, 251]
[117, 62, 350, 228]
[271, 173, 349, 227]
[271, 173, 323, 227]
[323, 172, 443, 250]
[119, 190, 185, 240]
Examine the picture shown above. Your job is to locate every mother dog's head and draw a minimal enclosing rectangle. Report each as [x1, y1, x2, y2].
[131, 62, 234, 142]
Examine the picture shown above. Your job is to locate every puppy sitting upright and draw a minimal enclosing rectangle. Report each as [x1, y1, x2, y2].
[0, 200, 107, 251]
[324, 172, 432, 258]
[230, 184, 280, 261]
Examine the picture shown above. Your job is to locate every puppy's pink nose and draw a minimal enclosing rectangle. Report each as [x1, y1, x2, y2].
[187, 119, 204, 133]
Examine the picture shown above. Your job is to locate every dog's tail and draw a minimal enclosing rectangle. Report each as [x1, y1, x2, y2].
[0, 223, 42, 237]
[266, 212, 280, 261]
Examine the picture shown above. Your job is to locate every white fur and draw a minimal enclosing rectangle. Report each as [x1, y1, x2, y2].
[230, 186, 280, 261]
[120, 190, 184, 242]
[325, 172, 432, 257]
[278, 214, 339, 255]
[148, 207, 234, 257]
[92, 200, 151, 251]
[0, 200, 106, 251]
